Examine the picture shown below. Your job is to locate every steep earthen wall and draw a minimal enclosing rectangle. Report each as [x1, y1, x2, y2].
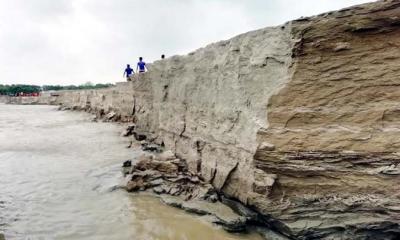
[44, 1, 400, 239]
[54, 25, 295, 204]
[255, 1, 400, 238]
[0, 96, 9, 103]
[55, 83, 135, 119]
[5, 92, 59, 105]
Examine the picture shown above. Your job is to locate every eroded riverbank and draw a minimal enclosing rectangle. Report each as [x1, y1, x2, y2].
[0, 104, 262, 240]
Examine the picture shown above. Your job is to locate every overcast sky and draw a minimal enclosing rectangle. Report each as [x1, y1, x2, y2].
[0, 0, 372, 86]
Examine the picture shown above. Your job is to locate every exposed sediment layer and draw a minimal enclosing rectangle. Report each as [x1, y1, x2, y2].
[29, 1, 400, 239]
[0, 96, 11, 104]
[5, 92, 57, 105]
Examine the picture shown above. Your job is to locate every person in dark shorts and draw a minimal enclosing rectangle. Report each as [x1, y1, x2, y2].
[136, 57, 147, 73]
[123, 64, 134, 81]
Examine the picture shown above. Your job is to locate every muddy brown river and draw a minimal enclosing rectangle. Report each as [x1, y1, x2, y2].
[0, 104, 263, 240]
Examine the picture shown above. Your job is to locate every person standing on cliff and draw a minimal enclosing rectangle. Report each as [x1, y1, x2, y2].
[124, 64, 134, 81]
[136, 57, 147, 73]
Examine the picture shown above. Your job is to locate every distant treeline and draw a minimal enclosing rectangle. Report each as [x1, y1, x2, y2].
[0, 84, 41, 95]
[42, 82, 114, 91]
[0, 82, 114, 95]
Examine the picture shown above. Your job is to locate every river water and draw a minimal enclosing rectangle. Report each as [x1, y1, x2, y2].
[0, 104, 263, 240]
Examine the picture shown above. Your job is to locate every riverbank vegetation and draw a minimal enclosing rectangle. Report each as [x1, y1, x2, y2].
[0, 82, 114, 95]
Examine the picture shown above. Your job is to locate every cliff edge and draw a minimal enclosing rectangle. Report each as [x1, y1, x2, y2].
[43, 1, 400, 239]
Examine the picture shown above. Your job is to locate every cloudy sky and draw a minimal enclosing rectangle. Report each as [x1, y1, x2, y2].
[0, 0, 372, 86]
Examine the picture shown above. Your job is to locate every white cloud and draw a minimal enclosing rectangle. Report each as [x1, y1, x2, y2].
[0, 0, 372, 85]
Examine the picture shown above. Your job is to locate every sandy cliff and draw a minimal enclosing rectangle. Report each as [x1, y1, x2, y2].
[255, 1, 400, 238]
[0, 96, 10, 103]
[6, 92, 58, 105]
[38, 1, 400, 239]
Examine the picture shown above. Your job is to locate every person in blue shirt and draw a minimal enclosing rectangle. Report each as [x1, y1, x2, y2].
[124, 64, 134, 81]
[136, 57, 147, 73]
